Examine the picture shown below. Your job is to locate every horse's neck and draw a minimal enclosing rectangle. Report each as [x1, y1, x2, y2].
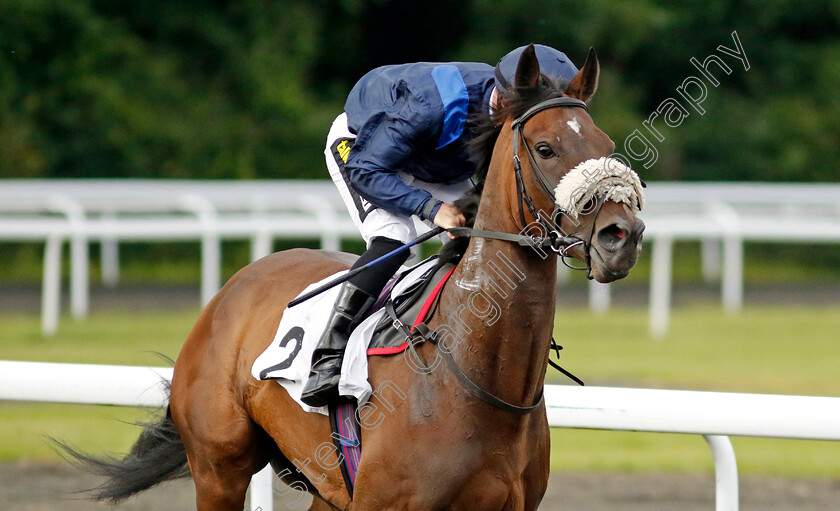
[440, 210, 558, 406]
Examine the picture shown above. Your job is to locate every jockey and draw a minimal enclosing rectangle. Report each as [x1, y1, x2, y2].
[301, 44, 580, 407]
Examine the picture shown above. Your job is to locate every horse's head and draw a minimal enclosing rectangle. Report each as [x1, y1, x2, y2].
[484, 45, 645, 283]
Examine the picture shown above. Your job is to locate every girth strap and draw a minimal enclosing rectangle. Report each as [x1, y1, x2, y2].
[328, 400, 361, 498]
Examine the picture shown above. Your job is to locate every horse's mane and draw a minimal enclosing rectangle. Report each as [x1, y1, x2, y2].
[438, 76, 571, 266]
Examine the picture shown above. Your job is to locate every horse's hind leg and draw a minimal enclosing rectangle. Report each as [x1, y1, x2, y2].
[189, 455, 253, 510]
[179, 413, 268, 510]
[172, 377, 269, 510]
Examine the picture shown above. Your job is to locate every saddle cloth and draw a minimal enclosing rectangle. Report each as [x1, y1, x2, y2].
[251, 256, 454, 415]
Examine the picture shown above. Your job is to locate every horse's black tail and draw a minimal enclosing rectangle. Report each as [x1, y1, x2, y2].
[54, 403, 191, 503]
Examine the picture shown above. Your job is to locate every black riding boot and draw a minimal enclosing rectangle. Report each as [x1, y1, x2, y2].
[300, 282, 376, 407]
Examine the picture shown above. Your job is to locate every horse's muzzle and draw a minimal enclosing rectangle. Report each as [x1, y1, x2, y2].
[590, 213, 645, 283]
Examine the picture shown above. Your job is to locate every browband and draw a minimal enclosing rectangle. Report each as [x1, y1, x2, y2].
[511, 97, 588, 129]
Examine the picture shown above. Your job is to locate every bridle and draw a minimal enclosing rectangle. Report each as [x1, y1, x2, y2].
[451, 95, 603, 278]
[511, 96, 589, 225]
[512, 96, 603, 277]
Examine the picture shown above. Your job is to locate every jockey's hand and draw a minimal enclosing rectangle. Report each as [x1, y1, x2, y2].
[433, 203, 466, 239]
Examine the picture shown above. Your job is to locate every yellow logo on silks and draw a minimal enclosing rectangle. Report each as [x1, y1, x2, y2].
[336, 139, 352, 163]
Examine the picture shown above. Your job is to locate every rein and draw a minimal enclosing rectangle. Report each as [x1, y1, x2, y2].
[446, 226, 578, 252]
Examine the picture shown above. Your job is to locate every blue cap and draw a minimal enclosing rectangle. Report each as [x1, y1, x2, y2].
[494, 44, 578, 95]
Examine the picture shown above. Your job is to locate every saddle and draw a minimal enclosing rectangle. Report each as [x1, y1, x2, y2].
[367, 259, 455, 355]
[251, 255, 455, 409]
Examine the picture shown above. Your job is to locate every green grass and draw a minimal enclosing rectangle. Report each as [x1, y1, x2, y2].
[551, 430, 840, 478]
[0, 310, 195, 365]
[0, 403, 149, 461]
[1, 305, 839, 478]
[546, 305, 840, 478]
[550, 305, 840, 396]
[0, 310, 196, 462]
[553, 241, 840, 286]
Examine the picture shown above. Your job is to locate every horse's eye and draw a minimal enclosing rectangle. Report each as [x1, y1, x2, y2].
[535, 143, 555, 159]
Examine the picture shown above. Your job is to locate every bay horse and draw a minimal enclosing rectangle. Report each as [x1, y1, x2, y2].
[65, 46, 645, 510]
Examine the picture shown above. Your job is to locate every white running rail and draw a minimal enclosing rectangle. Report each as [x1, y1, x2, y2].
[3, 180, 840, 337]
[2, 360, 840, 510]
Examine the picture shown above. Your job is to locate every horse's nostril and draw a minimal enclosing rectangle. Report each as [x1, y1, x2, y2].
[598, 223, 627, 248]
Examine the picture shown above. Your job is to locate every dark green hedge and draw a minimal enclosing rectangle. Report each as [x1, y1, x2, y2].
[1, 0, 838, 181]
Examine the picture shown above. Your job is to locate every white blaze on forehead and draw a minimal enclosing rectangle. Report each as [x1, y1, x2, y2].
[566, 117, 582, 136]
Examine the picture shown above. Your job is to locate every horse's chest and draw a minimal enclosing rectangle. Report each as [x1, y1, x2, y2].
[372, 418, 546, 509]
[406, 464, 538, 511]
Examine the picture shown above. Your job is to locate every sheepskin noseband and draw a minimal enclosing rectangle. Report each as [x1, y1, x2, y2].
[554, 157, 645, 219]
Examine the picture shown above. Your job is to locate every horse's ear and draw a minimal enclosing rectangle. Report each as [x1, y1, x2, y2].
[514, 44, 541, 89]
[565, 47, 600, 102]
